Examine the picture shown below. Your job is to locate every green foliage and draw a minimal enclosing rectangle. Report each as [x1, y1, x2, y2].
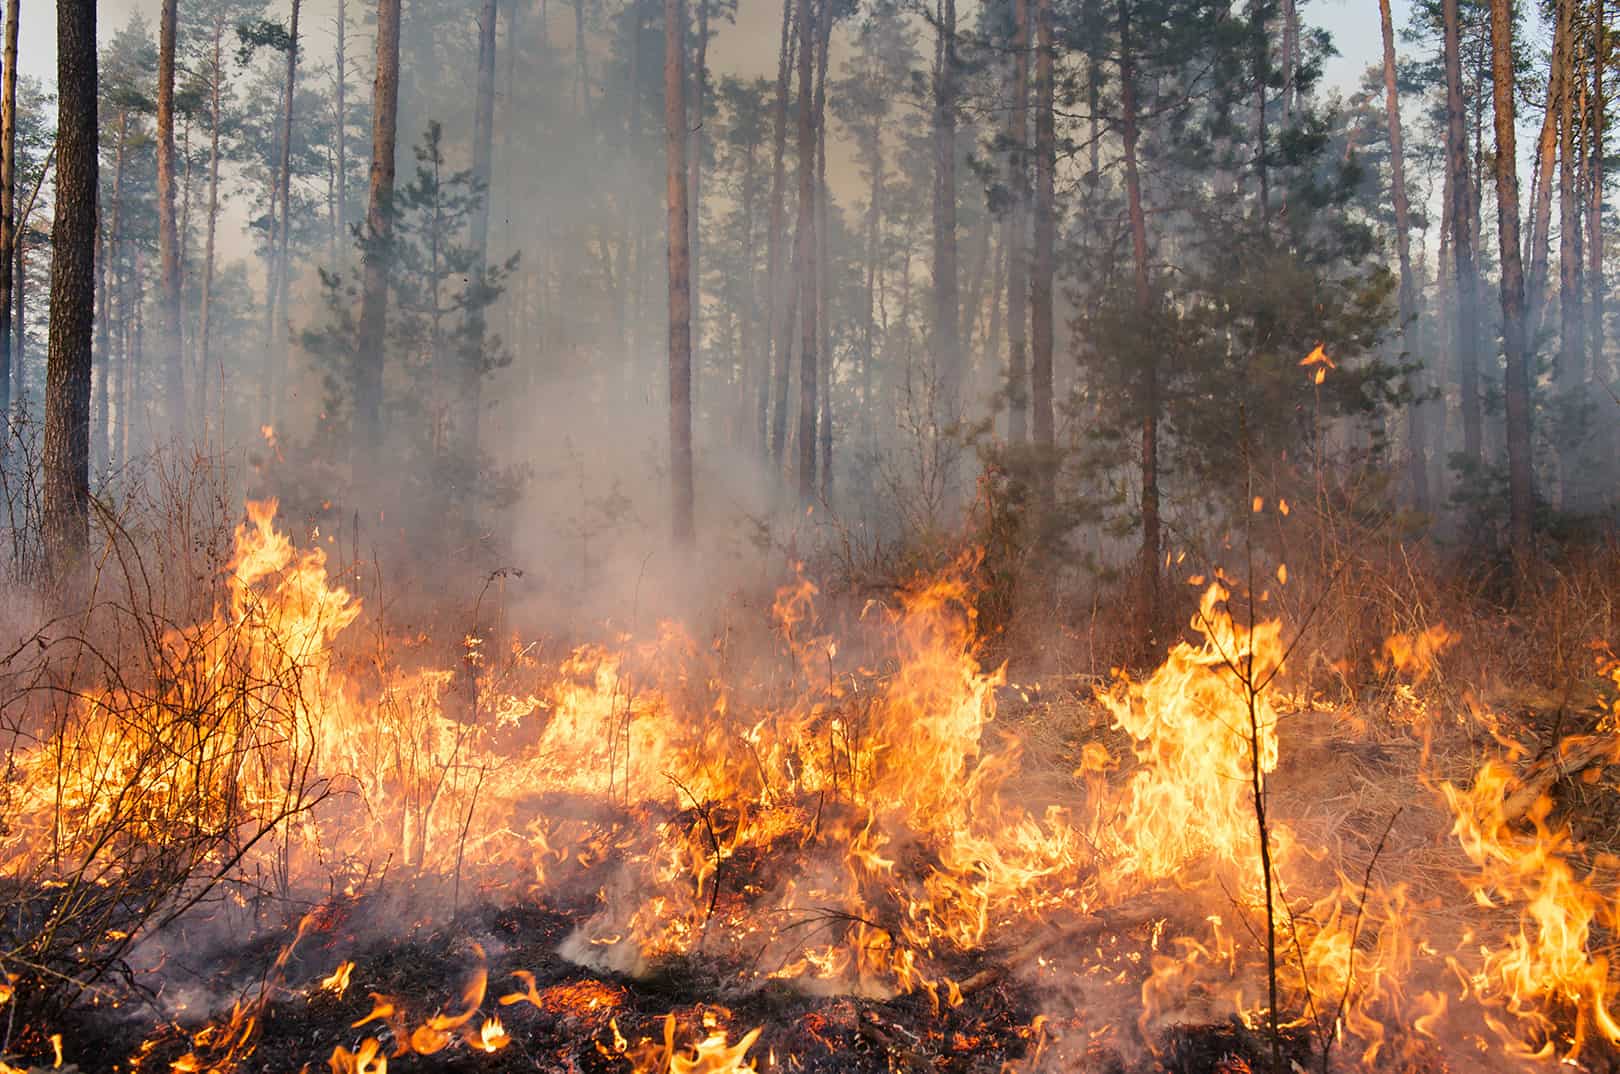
[303, 123, 518, 506]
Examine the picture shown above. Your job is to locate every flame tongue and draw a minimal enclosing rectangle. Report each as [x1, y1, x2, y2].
[9, 502, 1620, 1069]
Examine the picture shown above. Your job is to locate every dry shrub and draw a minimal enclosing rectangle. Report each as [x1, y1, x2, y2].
[0, 455, 335, 1035]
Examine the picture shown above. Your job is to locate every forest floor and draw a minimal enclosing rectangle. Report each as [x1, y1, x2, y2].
[29, 669, 1620, 1074]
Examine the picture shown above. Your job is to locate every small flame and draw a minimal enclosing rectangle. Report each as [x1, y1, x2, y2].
[318, 962, 355, 998]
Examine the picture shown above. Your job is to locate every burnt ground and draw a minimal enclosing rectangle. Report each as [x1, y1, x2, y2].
[26, 889, 1335, 1074]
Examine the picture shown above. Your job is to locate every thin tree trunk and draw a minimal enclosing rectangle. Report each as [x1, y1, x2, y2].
[1280, 0, 1298, 117]
[1525, 6, 1562, 343]
[157, 0, 187, 443]
[985, 227, 1005, 403]
[1120, 0, 1158, 628]
[861, 126, 881, 453]
[1444, 0, 1482, 467]
[1380, 0, 1427, 510]
[689, 0, 709, 410]
[1489, 0, 1533, 564]
[354, 0, 401, 479]
[461, 0, 498, 495]
[1556, 0, 1582, 402]
[198, 19, 224, 437]
[666, 0, 694, 540]
[1589, 0, 1605, 382]
[101, 115, 128, 466]
[765, 0, 795, 462]
[1031, 0, 1055, 467]
[44, 0, 96, 572]
[813, 0, 831, 498]
[12, 219, 23, 407]
[794, 0, 818, 502]
[734, 139, 761, 445]
[1251, 0, 1269, 226]
[335, 0, 348, 245]
[267, 0, 300, 429]
[0, 0, 17, 431]
[1005, 0, 1029, 442]
[931, 0, 960, 423]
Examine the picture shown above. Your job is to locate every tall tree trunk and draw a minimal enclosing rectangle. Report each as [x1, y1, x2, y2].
[266, 0, 300, 429]
[960, 210, 990, 354]
[734, 141, 761, 444]
[861, 126, 881, 454]
[354, 0, 401, 480]
[1031, 0, 1055, 466]
[765, 0, 794, 462]
[1251, 0, 1270, 226]
[794, 0, 818, 502]
[985, 228, 1004, 404]
[0, 0, 17, 432]
[616, 0, 643, 398]
[1380, 0, 1427, 511]
[198, 19, 224, 437]
[1444, 0, 1483, 468]
[689, 0, 709, 410]
[1280, 0, 1298, 117]
[1005, 0, 1029, 442]
[1589, 0, 1605, 381]
[91, 216, 105, 467]
[1556, 0, 1582, 404]
[1120, 0, 1158, 629]
[813, 0, 831, 498]
[666, 0, 694, 540]
[461, 0, 498, 496]
[1525, 4, 1562, 344]
[100, 112, 127, 467]
[157, 0, 186, 444]
[1489, 0, 1533, 564]
[13, 216, 24, 408]
[335, 0, 348, 246]
[931, 0, 960, 423]
[44, 0, 97, 572]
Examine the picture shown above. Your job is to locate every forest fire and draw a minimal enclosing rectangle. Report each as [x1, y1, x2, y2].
[0, 503, 1616, 1073]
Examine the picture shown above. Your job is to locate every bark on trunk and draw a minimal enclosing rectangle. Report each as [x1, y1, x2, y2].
[44, 0, 97, 572]
[1031, 0, 1055, 464]
[1120, 0, 1158, 629]
[1556, 0, 1582, 403]
[813, 0, 831, 498]
[861, 125, 881, 453]
[460, 0, 497, 495]
[265, 0, 300, 429]
[0, 0, 17, 430]
[1589, 0, 1605, 383]
[100, 113, 126, 467]
[1489, 0, 1533, 564]
[765, 0, 794, 462]
[335, 0, 348, 247]
[931, 0, 960, 423]
[354, 0, 401, 480]
[198, 19, 224, 436]
[666, 0, 695, 540]
[157, 0, 186, 444]
[1444, 0, 1483, 467]
[1525, 5, 1562, 344]
[794, 0, 818, 502]
[689, 0, 709, 411]
[1379, 0, 1427, 510]
[1005, 0, 1029, 442]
